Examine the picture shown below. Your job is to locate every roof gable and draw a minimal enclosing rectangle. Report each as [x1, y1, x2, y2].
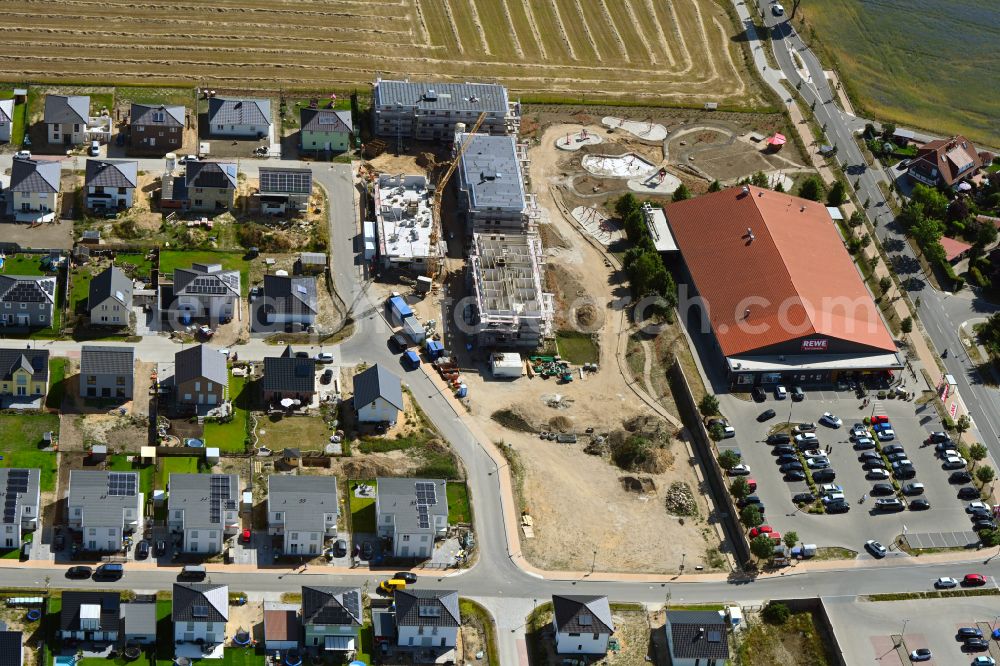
[394, 589, 459, 628]
[85, 159, 138, 189]
[301, 586, 362, 627]
[80, 345, 135, 375]
[10, 158, 61, 193]
[174, 344, 229, 386]
[262, 352, 316, 393]
[208, 97, 271, 127]
[88, 265, 133, 307]
[300, 107, 353, 134]
[172, 583, 229, 623]
[262, 274, 317, 315]
[44, 94, 89, 125]
[0, 275, 56, 305]
[665, 610, 730, 660]
[553, 595, 613, 635]
[130, 103, 185, 127]
[352, 364, 403, 411]
[0, 99, 13, 124]
[186, 161, 238, 189]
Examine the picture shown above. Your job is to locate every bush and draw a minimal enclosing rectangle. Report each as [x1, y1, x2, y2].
[699, 394, 720, 417]
[971, 267, 991, 288]
[901, 317, 913, 334]
[797, 176, 825, 201]
[740, 505, 762, 528]
[762, 602, 791, 625]
[729, 477, 751, 500]
[750, 535, 776, 560]
[611, 435, 652, 471]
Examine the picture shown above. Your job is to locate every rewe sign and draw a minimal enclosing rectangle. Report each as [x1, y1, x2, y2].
[800, 339, 829, 351]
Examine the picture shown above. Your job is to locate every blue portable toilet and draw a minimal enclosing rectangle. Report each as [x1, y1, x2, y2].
[425, 340, 444, 359]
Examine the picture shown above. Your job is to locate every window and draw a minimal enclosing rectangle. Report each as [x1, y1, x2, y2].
[88, 375, 96, 385]
[153, 112, 165, 123]
[19, 303, 26, 309]
[116, 376, 125, 385]
[217, 124, 224, 131]
[38, 315, 45, 323]
[108, 529, 114, 536]
[290, 532, 298, 540]
[135, 125, 144, 132]
[191, 531, 198, 538]
[89, 528, 96, 535]
[402, 535, 409, 541]
[118, 187, 126, 194]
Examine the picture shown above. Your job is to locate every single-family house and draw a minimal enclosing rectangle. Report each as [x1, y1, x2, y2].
[255, 273, 317, 330]
[663, 610, 731, 666]
[0, 275, 56, 329]
[301, 586, 362, 653]
[0, 99, 13, 143]
[261, 345, 316, 405]
[173, 583, 229, 645]
[67, 470, 143, 552]
[208, 97, 271, 138]
[375, 477, 448, 559]
[87, 265, 133, 327]
[941, 236, 973, 265]
[84, 159, 137, 212]
[300, 107, 353, 153]
[0, 629, 22, 666]
[267, 476, 338, 556]
[130, 103, 185, 153]
[552, 595, 613, 655]
[167, 473, 239, 553]
[394, 589, 459, 649]
[0, 468, 41, 549]
[79, 345, 134, 400]
[0, 349, 48, 399]
[168, 262, 241, 323]
[173, 344, 228, 407]
[908, 135, 988, 190]
[256, 166, 312, 214]
[59, 592, 121, 643]
[263, 602, 302, 652]
[120, 601, 157, 645]
[353, 364, 403, 424]
[185, 161, 238, 212]
[8, 158, 60, 220]
[45, 94, 89, 145]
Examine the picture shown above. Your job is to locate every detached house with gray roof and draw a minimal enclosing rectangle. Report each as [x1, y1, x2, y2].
[45, 94, 89, 145]
[0, 349, 49, 401]
[300, 107, 352, 153]
[208, 97, 271, 138]
[67, 470, 143, 552]
[261, 345, 315, 404]
[256, 166, 312, 214]
[0, 628, 23, 666]
[166, 262, 240, 324]
[552, 595, 613, 655]
[173, 583, 229, 647]
[173, 344, 228, 408]
[168, 473, 239, 553]
[160, 161, 238, 213]
[0, 99, 13, 143]
[7, 158, 60, 221]
[88, 265, 133, 327]
[394, 589, 460, 650]
[79, 345, 134, 400]
[372, 79, 519, 142]
[84, 159, 138, 212]
[57, 591, 154, 645]
[664, 609, 730, 666]
[302, 586, 362, 653]
[375, 477, 448, 559]
[352, 364, 403, 424]
[130, 103, 185, 153]
[0, 468, 41, 549]
[0, 274, 56, 329]
[267, 476, 338, 556]
[255, 273, 317, 331]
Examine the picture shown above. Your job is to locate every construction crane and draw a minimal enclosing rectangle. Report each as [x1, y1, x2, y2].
[427, 111, 488, 277]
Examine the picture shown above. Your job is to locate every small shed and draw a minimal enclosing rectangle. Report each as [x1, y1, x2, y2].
[825, 206, 844, 221]
[140, 446, 157, 465]
[416, 275, 433, 294]
[388, 295, 412, 326]
[89, 444, 107, 462]
[298, 252, 327, 274]
[242, 491, 253, 511]
[403, 316, 425, 343]
[205, 447, 220, 464]
[282, 448, 302, 465]
[491, 352, 523, 378]
[941, 236, 972, 264]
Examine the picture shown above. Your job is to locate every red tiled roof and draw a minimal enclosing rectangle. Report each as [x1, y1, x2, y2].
[909, 135, 983, 187]
[664, 186, 896, 357]
[940, 236, 972, 262]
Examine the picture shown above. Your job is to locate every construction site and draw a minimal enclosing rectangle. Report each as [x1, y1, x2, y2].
[372, 173, 441, 273]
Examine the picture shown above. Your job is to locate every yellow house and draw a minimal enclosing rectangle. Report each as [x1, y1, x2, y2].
[0, 349, 50, 399]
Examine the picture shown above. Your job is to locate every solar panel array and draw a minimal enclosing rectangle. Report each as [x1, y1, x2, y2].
[107, 472, 137, 497]
[418, 605, 441, 618]
[192, 605, 209, 618]
[416, 505, 429, 529]
[260, 169, 312, 195]
[188, 277, 229, 295]
[414, 481, 437, 529]
[209, 475, 231, 524]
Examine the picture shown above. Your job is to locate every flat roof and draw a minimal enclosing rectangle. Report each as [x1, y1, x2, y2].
[727, 351, 901, 372]
[456, 133, 526, 211]
[375, 174, 436, 261]
[665, 186, 896, 357]
[642, 204, 678, 252]
[374, 79, 509, 113]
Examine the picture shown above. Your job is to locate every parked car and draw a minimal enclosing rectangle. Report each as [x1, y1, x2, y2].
[909, 498, 931, 510]
[795, 422, 817, 433]
[803, 449, 825, 459]
[939, 448, 959, 460]
[791, 386, 805, 401]
[89, 140, 100, 156]
[784, 470, 807, 481]
[136, 541, 149, 559]
[775, 385, 787, 399]
[871, 483, 895, 497]
[972, 520, 997, 532]
[965, 638, 990, 651]
[825, 499, 850, 513]
[776, 455, 800, 466]
[178, 154, 200, 164]
[757, 409, 777, 422]
[752, 386, 766, 402]
[66, 566, 93, 579]
[882, 444, 905, 456]
[850, 424, 868, 438]
[866, 469, 891, 480]
[155, 540, 167, 557]
[893, 466, 916, 480]
[951, 471, 974, 484]
[858, 452, 881, 462]
[748, 525, 773, 538]
[321, 368, 334, 384]
[822, 493, 846, 504]
[891, 459, 913, 470]
[901, 483, 925, 496]
[875, 427, 896, 441]
[811, 469, 837, 482]
[360, 541, 375, 560]
[887, 452, 909, 463]
[807, 457, 831, 469]
[958, 487, 980, 500]
[863, 460, 887, 471]
[929, 431, 951, 444]
[792, 492, 815, 504]
[962, 574, 987, 587]
[819, 483, 843, 494]
[394, 572, 418, 585]
[909, 649, 932, 662]
[853, 438, 876, 450]
[316, 352, 334, 363]
[794, 433, 818, 445]
[728, 464, 751, 476]
[94, 563, 123, 580]
[331, 539, 348, 558]
[819, 412, 842, 428]
[936, 440, 958, 453]
[240, 529, 251, 543]
[971, 657, 996, 666]
[772, 3, 785, 16]
[935, 576, 958, 589]
[738, 495, 762, 508]
[865, 540, 887, 558]
[871, 415, 890, 425]
[14, 149, 31, 160]
[767, 433, 791, 445]
[772, 445, 796, 456]
[957, 627, 984, 639]
[874, 498, 904, 511]
[944, 456, 969, 469]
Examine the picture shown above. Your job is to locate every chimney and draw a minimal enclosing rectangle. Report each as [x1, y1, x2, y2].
[800, 206, 806, 212]
[697, 627, 705, 638]
[741, 185, 750, 196]
[744, 308, 751, 320]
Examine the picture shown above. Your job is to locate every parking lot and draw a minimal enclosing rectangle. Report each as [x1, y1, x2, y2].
[825, 594, 1000, 665]
[718, 387, 988, 554]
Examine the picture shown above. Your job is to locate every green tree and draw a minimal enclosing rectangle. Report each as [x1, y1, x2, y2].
[826, 180, 847, 206]
[797, 176, 824, 202]
[623, 209, 647, 243]
[901, 317, 913, 334]
[955, 414, 971, 441]
[976, 465, 995, 486]
[980, 528, 1000, 548]
[773, 181, 785, 193]
[729, 477, 751, 500]
[740, 505, 763, 529]
[881, 122, 896, 139]
[718, 451, 742, 475]
[783, 531, 798, 550]
[976, 312, 1000, 358]
[625, 251, 667, 298]
[750, 171, 770, 188]
[708, 180, 723, 193]
[611, 435, 652, 471]
[976, 219, 998, 248]
[970, 443, 988, 468]
[672, 183, 691, 202]
[761, 602, 791, 625]
[750, 535, 776, 560]
[848, 211, 864, 228]
[910, 183, 948, 220]
[615, 192, 640, 219]
[910, 214, 944, 250]
[879, 276, 893, 295]
[923, 240, 947, 265]
[709, 423, 726, 441]
[699, 394, 720, 417]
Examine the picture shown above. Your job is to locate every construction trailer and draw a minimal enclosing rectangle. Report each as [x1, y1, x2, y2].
[468, 232, 554, 349]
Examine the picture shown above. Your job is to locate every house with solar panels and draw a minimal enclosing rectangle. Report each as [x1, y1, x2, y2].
[267, 476, 338, 556]
[552, 595, 613, 655]
[663, 609, 731, 666]
[301, 586, 362, 653]
[255, 273, 317, 330]
[0, 627, 22, 666]
[207, 97, 271, 139]
[186, 161, 238, 212]
[393, 589, 459, 650]
[0, 274, 56, 329]
[0, 468, 40, 549]
[79, 345, 134, 400]
[173, 582, 229, 649]
[255, 166, 312, 215]
[67, 470, 143, 552]
[375, 477, 448, 559]
[299, 106, 353, 153]
[167, 263, 241, 324]
[84, 159, 138, 212]
[261, 345, 316, 405]
[168, 473, 239, 554]
[87, 265, 133, 327]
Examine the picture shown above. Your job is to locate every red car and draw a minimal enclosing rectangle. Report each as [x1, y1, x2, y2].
[871, 415, 890, 425]
[963, 573, 987, 586]
[747, 479, 758, 493]
[768, 532, 782, 542]
[749, 525, 773, 538]
[240, 529, 251, 543]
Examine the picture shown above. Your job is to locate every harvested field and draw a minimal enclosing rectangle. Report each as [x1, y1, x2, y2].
[0, 0, 763, 108]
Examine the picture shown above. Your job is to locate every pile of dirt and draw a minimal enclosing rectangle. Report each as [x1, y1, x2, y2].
[575, 304, 599, 328]
[620, 476, 657, 493]
[537, 222, 568, 250]
[548, 415, 572, 432]
[337, 458, 399, 479]
[491, 407, 535, 433]
[664, 481, 697, 517]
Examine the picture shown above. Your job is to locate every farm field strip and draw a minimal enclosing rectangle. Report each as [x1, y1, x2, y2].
[0, 0, 761, 107]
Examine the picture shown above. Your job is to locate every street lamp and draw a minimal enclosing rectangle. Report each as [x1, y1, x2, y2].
[590, 549, 597, 575]
[680, 553, 686, 572]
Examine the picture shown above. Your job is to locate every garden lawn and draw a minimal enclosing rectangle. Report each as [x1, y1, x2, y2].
[555, 330, 599, 364]
[355, 623, 373, 665]
[349, 479, 376, 532]
[218, 648, 264, 666]
[447, 482, 471, 524]
[159, 251, 249, 296]
[1, 254, 49, 276]
[202, 372, 248, 452]
[46, 357, 68, 409]
[0, 413, 59, 491]
[69, 266, 96, 316]
[157, 456, 201, 488]
[116, 253, 154, 278]
[116, 86, 195, 107]
[255, 414, 329, 452]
